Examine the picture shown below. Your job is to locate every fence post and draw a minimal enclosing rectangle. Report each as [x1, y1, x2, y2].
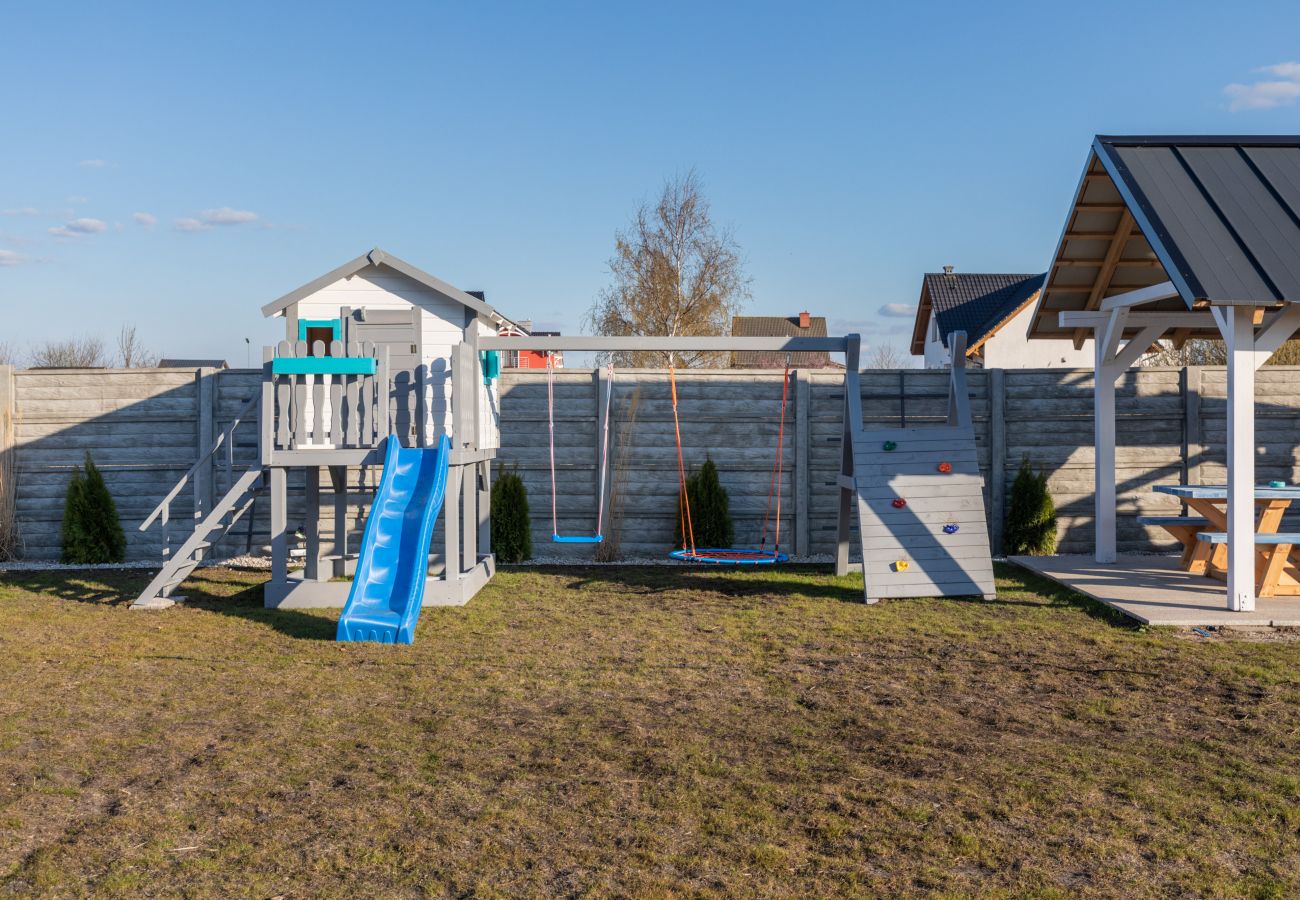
[989, 368, 1007, 556]
[0, 366, 14, 559]
[194, 368, 215, 558]
[1183, 365, 1201, 487]
[794, 368, 810, 556]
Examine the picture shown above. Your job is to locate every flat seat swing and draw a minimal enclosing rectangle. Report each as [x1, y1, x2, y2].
[667, 362, 791, 566]
[546, 355, 614, 543]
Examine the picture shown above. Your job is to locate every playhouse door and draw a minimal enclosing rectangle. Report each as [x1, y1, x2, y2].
[352, 317, 422, 448]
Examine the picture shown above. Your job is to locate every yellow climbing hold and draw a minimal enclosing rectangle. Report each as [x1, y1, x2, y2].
[893, 559, 910, 572]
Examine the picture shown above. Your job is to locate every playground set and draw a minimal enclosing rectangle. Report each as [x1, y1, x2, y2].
[131, 249, 995, 642]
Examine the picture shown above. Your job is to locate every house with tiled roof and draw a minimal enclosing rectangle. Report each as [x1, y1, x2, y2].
[730, 311, 836, 368]
[909, 268, 1094, 369]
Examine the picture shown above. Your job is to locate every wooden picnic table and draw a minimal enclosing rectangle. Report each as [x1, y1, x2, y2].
[1149, 484, 1300, 597]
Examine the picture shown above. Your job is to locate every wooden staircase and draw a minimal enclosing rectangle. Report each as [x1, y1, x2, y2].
[131, 467, 265, 608]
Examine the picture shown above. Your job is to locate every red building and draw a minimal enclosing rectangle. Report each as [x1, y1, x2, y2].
[497, 322, 563, 368]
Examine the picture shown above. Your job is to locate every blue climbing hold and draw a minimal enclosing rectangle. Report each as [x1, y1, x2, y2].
[943, 523, 959, 534]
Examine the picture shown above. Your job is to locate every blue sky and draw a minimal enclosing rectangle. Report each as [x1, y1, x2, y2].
[3, 0, 1300, 366]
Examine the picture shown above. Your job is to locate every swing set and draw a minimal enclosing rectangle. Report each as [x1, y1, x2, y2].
[540, 347, 795, 565]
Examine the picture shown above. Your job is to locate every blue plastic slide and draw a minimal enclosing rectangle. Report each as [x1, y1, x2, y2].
[336, 434, 451, 644]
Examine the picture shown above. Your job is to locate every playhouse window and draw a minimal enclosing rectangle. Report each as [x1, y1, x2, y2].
[298, 318, 342, 355]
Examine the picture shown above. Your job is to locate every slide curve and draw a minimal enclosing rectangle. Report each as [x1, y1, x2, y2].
[336, 434, 451, 644]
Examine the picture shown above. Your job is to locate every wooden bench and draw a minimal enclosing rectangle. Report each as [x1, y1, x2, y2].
[1196, 531, 1300, 597]
[1137, 515, 1213, 571]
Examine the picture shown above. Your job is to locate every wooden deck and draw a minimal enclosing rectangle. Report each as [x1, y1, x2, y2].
[1010, 554, 1300, 626]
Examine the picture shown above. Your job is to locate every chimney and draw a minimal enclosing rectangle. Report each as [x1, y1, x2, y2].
[798, 310, 811, 329]
[942, 265, 954, 275]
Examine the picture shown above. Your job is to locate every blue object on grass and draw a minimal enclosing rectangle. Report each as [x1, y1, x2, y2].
[336, 434, 451, 645]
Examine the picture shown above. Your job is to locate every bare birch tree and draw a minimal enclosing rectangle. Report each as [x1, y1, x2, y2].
[864, 342, 907, 369]
[588, 171, 749, 367]
[116, 324, 157, 367]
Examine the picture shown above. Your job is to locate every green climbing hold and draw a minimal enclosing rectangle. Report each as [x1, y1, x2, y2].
[883, 441, 897, 451]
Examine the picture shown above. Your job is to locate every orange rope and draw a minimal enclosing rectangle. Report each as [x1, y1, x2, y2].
[669, 363, 696, 555]
[761, 365, 791, 554]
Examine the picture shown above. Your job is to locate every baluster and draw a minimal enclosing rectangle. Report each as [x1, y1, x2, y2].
[345, 341, 361, 446]
[276, 341, 292, 449]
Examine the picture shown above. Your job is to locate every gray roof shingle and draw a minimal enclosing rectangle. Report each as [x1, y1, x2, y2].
[730, 315, 832, 367]
[922, 273, 1044, 351]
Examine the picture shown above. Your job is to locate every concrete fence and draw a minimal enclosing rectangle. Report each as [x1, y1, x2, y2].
[2, 363, 1298, 563]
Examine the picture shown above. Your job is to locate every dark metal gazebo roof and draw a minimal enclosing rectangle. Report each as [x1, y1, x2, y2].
[1028, 135, 1300, 343]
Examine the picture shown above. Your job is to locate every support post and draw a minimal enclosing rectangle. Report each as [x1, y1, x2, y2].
[444, 464, 462, 580]
[270, 467, 288, 588]
[835, 336, 862, 578]
[478, 460, 491, 555]
[1093, 338, 1118, 564]
[794, 368, 810, 556]
[1223, 305, 1257, 612]
[330, 465, 348, 576]
[304, 466, 322, 581]
[989, 368, 1007, 556]
[1183, 366, 1202, 487]
[462, 462, 476, 571]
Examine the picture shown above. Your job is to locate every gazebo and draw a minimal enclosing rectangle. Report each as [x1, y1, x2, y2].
[1023, 135, 1300, 617]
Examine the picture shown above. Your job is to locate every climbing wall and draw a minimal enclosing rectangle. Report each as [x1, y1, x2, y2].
[851, 424, 995, 603]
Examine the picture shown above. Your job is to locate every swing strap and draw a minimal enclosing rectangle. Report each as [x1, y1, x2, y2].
[547, 357, 616, 541]
[760, 365, 792, 554]
[669, 363, 696, 556]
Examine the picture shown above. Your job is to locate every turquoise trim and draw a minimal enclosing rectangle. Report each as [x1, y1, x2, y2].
[298, 318, 342, 342]
[272, 357, 376, 375]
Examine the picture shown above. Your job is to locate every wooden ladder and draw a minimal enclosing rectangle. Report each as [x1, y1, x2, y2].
[130, 467, 265, 609]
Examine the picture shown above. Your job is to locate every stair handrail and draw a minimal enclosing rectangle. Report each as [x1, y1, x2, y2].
[140, 393, 259, 533]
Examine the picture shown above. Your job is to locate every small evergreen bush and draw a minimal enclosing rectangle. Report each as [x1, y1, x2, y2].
[61, 452, 126, 563]
[491, 466, 533, 563]
[675, 457, 734, 549]
[1004, 455, 1057, 556]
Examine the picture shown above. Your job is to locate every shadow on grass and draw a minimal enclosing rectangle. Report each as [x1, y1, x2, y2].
[1, 567, 339, 641]
[178, 571, 339, 641]
[527, 561, 1141, 628]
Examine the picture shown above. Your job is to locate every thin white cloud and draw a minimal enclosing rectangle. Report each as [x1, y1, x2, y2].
[133, 211, 157, 227]
[66, 195, 89, 205]
[878, 303, 917, 319]
[1, 207, 40, 217]
[174, 207, 260, 233]
[0, 249, 30, 267]
[48, 217, 108, 238]
[200, 207, 258, 226]
[1225, 62, 1300, 111]
[78, 159, 108, 168]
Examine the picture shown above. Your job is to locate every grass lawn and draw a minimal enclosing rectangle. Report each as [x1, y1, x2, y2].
[1, 563, 1299, 897]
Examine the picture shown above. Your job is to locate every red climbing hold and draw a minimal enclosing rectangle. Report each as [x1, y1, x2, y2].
[937, 461, 953, 474]
[891, 498, 906, 509]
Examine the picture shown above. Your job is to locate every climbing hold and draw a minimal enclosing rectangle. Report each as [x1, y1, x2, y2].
[893, 560, 910, 572]
[1271, 480, 1287, 488]
[943, 523, 960, 534]
[891, 498, 907, 509]
[883, 441, 897, 451]
[937, 461, 953, 474]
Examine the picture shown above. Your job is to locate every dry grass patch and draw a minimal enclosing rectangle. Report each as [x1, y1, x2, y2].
[0, 563, 1299, 896]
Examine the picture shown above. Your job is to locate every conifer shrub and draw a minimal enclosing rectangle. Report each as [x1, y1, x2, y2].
[60, 452, 126, 564]
[675, 457, 734, 549]
[1004, 455, 1057, 556]
[491, 466, 533, 563]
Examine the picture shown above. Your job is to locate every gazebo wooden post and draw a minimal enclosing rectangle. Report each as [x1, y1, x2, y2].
[1219, 305, 1258, 612]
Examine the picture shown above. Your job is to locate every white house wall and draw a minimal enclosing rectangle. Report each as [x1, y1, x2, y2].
[983, 303, 1093, 368]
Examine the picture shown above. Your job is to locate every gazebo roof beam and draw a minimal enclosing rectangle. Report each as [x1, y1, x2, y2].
[1098, 280, 1179, 312]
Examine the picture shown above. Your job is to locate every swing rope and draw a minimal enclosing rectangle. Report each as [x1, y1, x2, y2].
[547, 354, 615, 542]
[668, 361, 696, 556]
[759, 364, 792, 556]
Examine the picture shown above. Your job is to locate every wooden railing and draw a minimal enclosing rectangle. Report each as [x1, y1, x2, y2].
[262, 340, 390, 462]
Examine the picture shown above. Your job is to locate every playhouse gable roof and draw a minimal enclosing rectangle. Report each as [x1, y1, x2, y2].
[261, 248, 510, 326]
